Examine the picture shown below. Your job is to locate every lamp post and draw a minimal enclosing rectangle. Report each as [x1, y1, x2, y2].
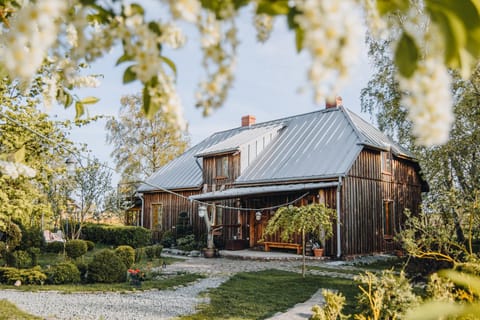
[199, 204, 215, 257]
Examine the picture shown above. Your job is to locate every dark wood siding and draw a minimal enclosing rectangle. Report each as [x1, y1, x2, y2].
[202, 154, 241, 192]
[343, 149, 423, 256]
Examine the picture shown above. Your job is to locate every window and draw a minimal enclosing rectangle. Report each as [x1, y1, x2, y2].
[383, 200, 394, 239]
[216, 156, 229, 178]
[381, 151, 392, 174]
[151, 203, 163, 230]
[215, 205, 223, 226]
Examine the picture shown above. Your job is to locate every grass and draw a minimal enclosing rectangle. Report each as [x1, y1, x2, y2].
[0, 300, 41, 320]
[181, 269, 359, 320]
[353, 257, 407, 272]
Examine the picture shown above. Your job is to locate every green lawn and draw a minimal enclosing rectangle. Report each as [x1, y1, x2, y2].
[181, 269, 359, 320]
[0, 300, 41, 320]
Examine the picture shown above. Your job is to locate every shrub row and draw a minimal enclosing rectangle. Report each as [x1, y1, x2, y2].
[0, 266, 46, 285]
[81, 224, 151, 248]
[144, 244, 163, 260]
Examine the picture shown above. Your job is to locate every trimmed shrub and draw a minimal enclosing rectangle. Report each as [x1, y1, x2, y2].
[44, 241, 64, 254]
[2, 221, 22, 250]
[144, 244, 163, 260]
[0, 266, 46, 285]
[27, 247, 41, 266]
[115, 245, 135, 269]
[75, 261, 88, 283]
[45, 262, 80, 284]
[160, 230, 175, 248]
[154, 244, 163, 258]
[85, 240, 95, 251]
[82, 224, 151, 248]
[144, 246, 155, 260]
[177, 235, 197, 251]
[65, 240, 88, 259]
[6, 250, 32, 268]
[87, 249, 127, 283]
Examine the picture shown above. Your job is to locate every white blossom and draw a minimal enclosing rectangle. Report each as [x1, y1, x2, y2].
[0, 0, 67, 82]
[295, 0, 363, 103]
[166, 0, 200, 23]
[254, 13, 274, 43]
[0, 160, 36, 179]
[398, 58, 453, 146]
[159, 23, 186, 49]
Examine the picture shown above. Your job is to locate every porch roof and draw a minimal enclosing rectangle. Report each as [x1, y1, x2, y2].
[189, 181, 338, 201]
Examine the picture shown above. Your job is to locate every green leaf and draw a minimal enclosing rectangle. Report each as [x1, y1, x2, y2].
[148, 22, 162, 36]
[123, 66, 137, 84]
[116, 53, 134, 66]
[75, 101, 85, 119]
[295, 27, 304, 53]
[80, 96, 100, 105]
[287, 6, 300, 30]
[440, 269, 480, 295]
[161, 56, 177, 79]
[13, 146, 25, 163]
[128, 3, 144, 16]
[142, 84, 151, 118]
[233, 0, 250, 10]
[65, 93, 73, 108]
[256, 0, 289, 16]
[394, 32, 419, 78]
[405, 301, 465, 320]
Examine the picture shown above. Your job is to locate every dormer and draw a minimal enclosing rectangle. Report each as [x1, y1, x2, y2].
[195, 118, 284, 191]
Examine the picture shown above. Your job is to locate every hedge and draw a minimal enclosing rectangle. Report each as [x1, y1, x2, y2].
[81, 224, 151, 248]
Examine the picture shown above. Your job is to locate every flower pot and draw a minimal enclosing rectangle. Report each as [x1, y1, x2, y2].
[203, 248, 216, 258]
[313, 248, 324, 257]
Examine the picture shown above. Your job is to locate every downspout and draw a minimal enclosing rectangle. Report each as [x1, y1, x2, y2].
[336, 176, 342, 258]
[138, 193, 144, 227]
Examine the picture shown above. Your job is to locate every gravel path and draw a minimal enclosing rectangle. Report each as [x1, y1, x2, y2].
[0, 276, 228, 320]
[0, 254, 393, 319]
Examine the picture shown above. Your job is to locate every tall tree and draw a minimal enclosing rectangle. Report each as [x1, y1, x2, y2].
[106, 94, 189, 190]
[67, 157, 113, 239]
[361, 35, 480, 243]
[0, 80, 74, 229]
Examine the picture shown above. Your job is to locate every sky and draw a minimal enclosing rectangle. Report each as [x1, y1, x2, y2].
[56, 3, 372, 185]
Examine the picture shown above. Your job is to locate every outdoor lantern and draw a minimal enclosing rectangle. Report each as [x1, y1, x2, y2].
[198, 205, 207, 218]
[255, 211, 262, 221]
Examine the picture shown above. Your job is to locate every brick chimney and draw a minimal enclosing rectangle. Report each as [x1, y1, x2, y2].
[325, 96, 343, 109]
[241, 115, 256, 127]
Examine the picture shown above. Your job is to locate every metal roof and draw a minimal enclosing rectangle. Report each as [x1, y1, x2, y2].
[195, 124, 284, 157]
[190, 181, 339, 200]
[137, 107, 416, 192]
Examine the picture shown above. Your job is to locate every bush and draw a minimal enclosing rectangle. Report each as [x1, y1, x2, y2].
[144, 244, 163, 260]
[135, 247, 144, 262]
[6, 250, 32, 268]
[87, 249, 127, 283]
[65, 240, 88, 259]
[75, 261, 88, 283]
[0, 241, 6, 259]
[85, 240, 95, 251]
[19, 225, 44, 250]
[81, 224, 151, 248]
[177, 235, 197, 251]
[27, 247, 40, 266]
[44, 262, 81, 284]
[0, 266, 46, 285]
[43, 241, 65, 254]
[1, 221, 22, 250]
[115, 245, 135, 269]
[160, 230, 175, 248]
[144, 246, 155, 260]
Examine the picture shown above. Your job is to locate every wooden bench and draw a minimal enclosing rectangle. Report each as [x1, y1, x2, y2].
[263, 242, 302, 255]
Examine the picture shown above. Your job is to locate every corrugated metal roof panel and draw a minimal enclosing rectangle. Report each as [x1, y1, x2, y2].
[190, 181, 339, 200]
[138, 107, 416, 193]
[195, 124, 284, 157]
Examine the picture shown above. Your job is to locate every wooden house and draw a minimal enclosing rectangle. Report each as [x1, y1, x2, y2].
[137, 103, 428, 257]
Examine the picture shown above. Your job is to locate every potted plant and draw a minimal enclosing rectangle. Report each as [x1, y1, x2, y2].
[312, 241, 324, 257]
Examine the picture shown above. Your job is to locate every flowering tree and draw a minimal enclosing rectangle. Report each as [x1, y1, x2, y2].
[0, 0, 477, 153]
